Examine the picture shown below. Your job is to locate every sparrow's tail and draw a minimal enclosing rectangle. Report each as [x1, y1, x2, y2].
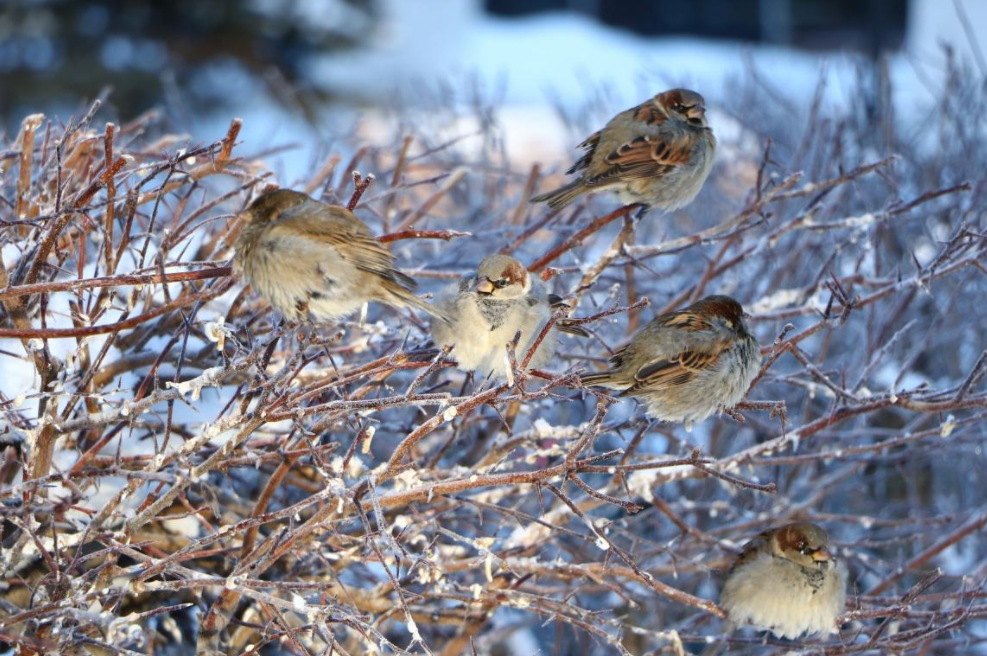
[557, 321, 591, 338]
[391, 289, 453, 325]
[580, 371, 614, 387]
[530, 181, 588, 210]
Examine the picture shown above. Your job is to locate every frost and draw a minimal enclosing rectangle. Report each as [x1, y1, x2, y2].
[407, 618, 422, 642]
[844, 212, 876, 228]
[750, 288, 804, 313]
[203, 317, 229, 352]
[166, 366, 225, 402]
[503, 352, 515, 387]
[442, 406, 458, 422]
[627, 470, 657, 502]
[394, 469, 421, 491]
[940, 415, 956, 438]
[533, 417, 553, 437]
[506, 522, 550, 549]
[359, 425, 377, 454]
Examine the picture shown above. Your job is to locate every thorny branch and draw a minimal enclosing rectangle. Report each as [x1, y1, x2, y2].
[1, 66, 986, 656]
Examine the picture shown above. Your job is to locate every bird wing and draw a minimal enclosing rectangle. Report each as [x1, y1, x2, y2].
[566, 131, 602, 175]
[275, 205, 416, 290]
[586, 129, 698, 187]
[623, 309, 730, 394]
[729, 532, 772, 573]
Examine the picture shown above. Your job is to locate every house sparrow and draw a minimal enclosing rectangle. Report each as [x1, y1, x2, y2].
[431, 255, 588, 379]
[233, 188, 446, 323]
[719, 523, 847, 640]
[580, 295, 760, 426]
[530, 88, 715, 213]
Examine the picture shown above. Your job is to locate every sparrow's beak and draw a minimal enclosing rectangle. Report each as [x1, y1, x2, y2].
[811, 547, 833, 562]
[475, 278, 494, 294]
[686, 105, 706, 120]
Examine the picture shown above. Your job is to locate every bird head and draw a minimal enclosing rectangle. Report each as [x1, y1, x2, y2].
[772, 523, 835, 569]
[472, 255, 531, 300]
[656, 88, 708, 128]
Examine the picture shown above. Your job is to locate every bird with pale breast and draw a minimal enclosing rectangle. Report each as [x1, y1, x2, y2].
[719, 522, 847, 640]
[531, 88, 715, 215]
[233, 188, 447, 324]
[431, 254, 588, 380]
[581, 295, 760, 427]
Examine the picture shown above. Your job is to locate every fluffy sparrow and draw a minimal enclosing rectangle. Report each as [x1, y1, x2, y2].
[431, 254, 588, 379]
[580, 295, 760, 426]
[719, 523, 847, 640]
[233, 188, 446, 323]
[531, 88, 715, 213]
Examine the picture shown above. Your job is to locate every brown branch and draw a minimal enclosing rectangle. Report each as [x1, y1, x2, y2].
[528, 204, 641, 272]
[376, 229, 471, 243]
[0, 283, 229, 339]
[0, 266, 232, 299]
[347, 170, 375, 211]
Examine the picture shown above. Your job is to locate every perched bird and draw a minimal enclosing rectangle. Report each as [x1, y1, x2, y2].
[431, 254, 588, 379]
[580, 295, 760, 426]
[530, 88, 715, 213]
[233, 188, 445, 323]
[719, 523, 847, 640]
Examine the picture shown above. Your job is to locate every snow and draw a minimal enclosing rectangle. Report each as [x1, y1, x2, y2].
[307, 0, 986, 154]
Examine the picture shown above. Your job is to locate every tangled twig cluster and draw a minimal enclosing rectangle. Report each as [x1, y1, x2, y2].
[1, 57, 986, 656]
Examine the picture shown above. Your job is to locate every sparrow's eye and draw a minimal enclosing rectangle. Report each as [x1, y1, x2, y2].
[494, 279, 509, 289]
[673, 104, 687, 113]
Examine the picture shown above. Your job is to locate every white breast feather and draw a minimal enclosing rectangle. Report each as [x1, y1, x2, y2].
[720, 551, 847, 640]
[432, 287, 557, 379]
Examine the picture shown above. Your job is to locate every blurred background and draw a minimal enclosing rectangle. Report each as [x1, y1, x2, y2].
[2, 0, 985, 180]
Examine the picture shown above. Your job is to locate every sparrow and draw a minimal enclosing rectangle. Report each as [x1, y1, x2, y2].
[580, 295, 760, 426]
[431, 254, 588, 379]
[530, 88, 715, 214]
[233, 188, 446, 323]
[719, 523, 847, 640]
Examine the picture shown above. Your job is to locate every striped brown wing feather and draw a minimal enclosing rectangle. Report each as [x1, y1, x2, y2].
[624, 308, 728, 393]
[623, 349, 715, 394]
[587, 130, 696, 186]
